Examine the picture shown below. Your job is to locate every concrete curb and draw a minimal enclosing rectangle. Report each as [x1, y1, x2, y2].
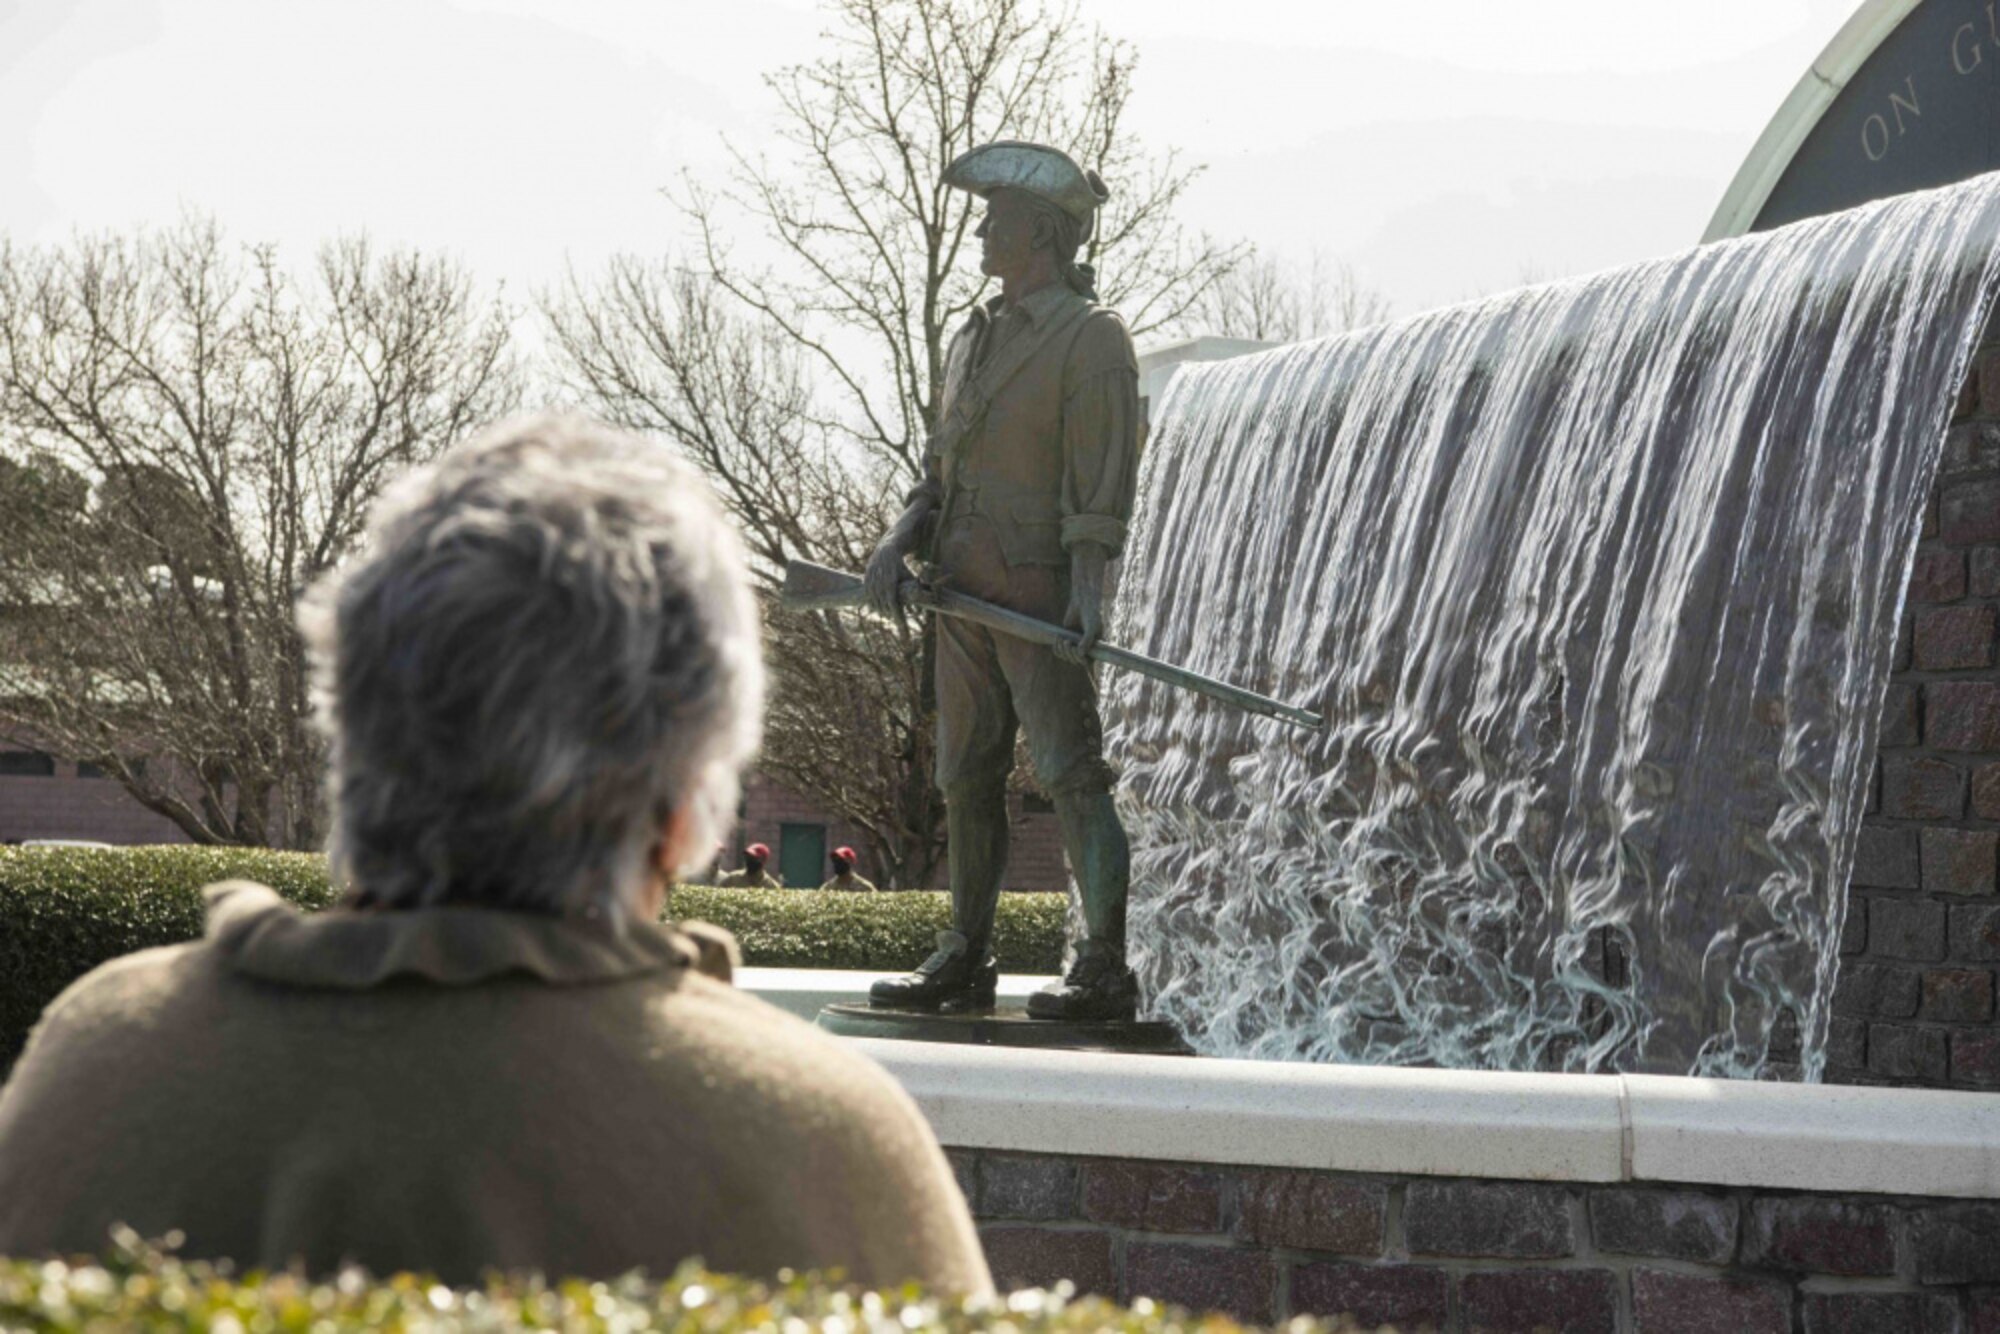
[739, 968, 2000, 1199]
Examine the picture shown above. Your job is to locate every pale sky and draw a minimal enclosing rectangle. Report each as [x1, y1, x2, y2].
[0, 0, 1862, 322]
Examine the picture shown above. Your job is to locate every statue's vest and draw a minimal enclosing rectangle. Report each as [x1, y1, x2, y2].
[929, 294, 1095, 568]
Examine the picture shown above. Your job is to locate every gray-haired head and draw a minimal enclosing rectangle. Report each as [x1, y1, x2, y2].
[297, 413, 763, 924]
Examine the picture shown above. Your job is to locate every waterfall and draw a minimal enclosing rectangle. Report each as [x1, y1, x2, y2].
[1108, 173, 2000, 1080]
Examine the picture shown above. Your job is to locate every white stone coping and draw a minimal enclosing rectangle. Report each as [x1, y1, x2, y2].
[734, 968, 2000, 1200]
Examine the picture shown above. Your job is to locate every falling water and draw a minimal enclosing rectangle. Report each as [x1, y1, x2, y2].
[1107, 174, 2000, 1080]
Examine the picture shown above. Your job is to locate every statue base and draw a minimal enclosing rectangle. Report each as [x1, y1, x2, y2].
[816, 1000, 1191, 1054]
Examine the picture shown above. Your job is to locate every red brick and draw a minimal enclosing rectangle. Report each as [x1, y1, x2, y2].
[1913, 1201, 2000, 1283]
[1871, 897, 1946, 960]
[1870, 1023, 1950, 1081]
[1908, 548, 1967, 602]
[1631, 1268, 1790, 1333]
[1880, 682, 1921, 747]
[1234, 1171, 1384, 1255]
[1833, 960, 1920, 1018]
[1802, 1291, 1961, 1333]
[1952, 1029, 2000, 1085]
[1943, 478, 2000, 545]
[1923, 967, 1996, 1022]
[1897, 614, 1916, 670]
[1977, 763, 2000, 819]
[1971, 1289, 2000, 1334]
[1929, 682, 2000, 751]
[1458, 1269, 1614, 1334]
[1972, 547, 2000, 597]
[1976, 347, 2000, 416]
[1746, 1196, 1899, 1275]
[1078, 1160, 1223, 1234]
[978, 1153, 1077, 1220]
[1951, 903, 2000, 960]
[1912, 972, 1992, 1024]
[1122, 1242, 1274, 1323]
[1945, 420, 2000, 474]
[1290, 1262, 1449, 1330]
[1827, 1015, 1868, 1069]
[1923, 828, 1999, 895]
[1884, 756, 1966, 819]
[1915, 605, 1997, 670]
[1587, 1188, 1736, 1263]
[1405, 1181, 1573, 1259]
[1854, 825, 1921, 889]
[978, 1226, 1113, 1296]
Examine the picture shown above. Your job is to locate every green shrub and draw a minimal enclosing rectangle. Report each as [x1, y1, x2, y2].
[0, 847, 1067, 1071]
[669, 884, 1066, 974]
[0, 1233, 1348, 1332]
[0, 846, 336, 1073]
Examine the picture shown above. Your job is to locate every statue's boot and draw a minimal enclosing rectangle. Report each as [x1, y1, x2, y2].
[1028, 938, 1138, 1021]
[872, 777, 1009, 1012]
[1029, 786, 1136, 1021]
[868, 929, 999, 1011]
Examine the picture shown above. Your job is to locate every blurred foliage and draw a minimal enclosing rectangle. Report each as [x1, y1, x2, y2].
[0, 846, 1065, 1071]
[0, 1229, 1361, 1333]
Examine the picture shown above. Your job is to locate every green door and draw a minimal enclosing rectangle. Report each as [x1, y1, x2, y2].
[778, 822, 826, 890]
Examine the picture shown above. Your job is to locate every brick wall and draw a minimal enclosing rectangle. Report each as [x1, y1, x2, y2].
[0, 759, 188, 845]
[0, 758, 1073, 893]
[948, 1147, 2000, 1332]
[1833, 346, 2000, 1089]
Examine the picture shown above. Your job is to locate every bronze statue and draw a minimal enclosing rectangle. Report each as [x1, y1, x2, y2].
[863, 141, 1141, 1022]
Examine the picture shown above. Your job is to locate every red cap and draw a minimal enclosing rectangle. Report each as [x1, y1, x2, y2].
[746, 842, 770, 860]
[833, 846, 857, 864]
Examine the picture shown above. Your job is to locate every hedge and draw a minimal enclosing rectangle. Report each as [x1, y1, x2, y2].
[0, 1232, 1352, 1332]
[0, 846, 1067, 1071]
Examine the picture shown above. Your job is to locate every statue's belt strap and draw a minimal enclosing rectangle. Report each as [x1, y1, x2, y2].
[931, 299, 1094, 472]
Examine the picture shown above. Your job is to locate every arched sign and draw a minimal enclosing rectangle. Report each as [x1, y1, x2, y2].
[1708, 0, 2000, 239]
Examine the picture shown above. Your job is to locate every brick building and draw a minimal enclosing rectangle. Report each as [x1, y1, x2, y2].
[0, 752, 1073, 892]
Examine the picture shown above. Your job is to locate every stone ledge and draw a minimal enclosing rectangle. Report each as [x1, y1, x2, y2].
[827, 1029, 2000, 1201]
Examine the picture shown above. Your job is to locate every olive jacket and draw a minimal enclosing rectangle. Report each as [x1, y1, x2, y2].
[0, 882, 990, 1292]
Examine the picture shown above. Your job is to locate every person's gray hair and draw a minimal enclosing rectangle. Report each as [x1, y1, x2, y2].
[297, 413, 763, 923]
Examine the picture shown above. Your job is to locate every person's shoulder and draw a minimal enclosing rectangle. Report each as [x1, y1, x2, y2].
[652, 977, 917, 1118]
[1068, 305, 1138, 375]
[9, 936, 223, 1081]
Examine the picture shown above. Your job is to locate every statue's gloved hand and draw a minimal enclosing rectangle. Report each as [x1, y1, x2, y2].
[864, 538, 911, 619]
[1058, 550, 1108, 665]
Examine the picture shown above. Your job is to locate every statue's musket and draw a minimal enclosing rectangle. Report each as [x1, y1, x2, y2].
[780, 559, 1325, 733]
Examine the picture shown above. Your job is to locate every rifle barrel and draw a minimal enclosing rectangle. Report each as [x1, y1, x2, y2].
[780, 559, 1323, 732]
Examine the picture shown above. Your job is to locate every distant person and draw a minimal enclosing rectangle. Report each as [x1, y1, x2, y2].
[0, 415, 989, 1295]
[717, 841, 782, 889]
[819, 846, 878, 893]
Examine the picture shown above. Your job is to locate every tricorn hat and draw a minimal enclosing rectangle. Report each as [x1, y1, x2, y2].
[944, 140, 1110, 241]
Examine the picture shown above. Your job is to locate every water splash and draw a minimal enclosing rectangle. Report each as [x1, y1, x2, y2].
[1107, 175, 2000, 1079]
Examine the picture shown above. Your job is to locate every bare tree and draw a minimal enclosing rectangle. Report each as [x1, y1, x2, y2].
[547, 0, 1245, 886]
[0, 217, 515, 847]
[1196, 247, 1392, 344]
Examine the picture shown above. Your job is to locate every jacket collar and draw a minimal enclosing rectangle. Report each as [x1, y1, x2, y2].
[203, 880, 708, 991]
[983, 283, 1080, 329]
